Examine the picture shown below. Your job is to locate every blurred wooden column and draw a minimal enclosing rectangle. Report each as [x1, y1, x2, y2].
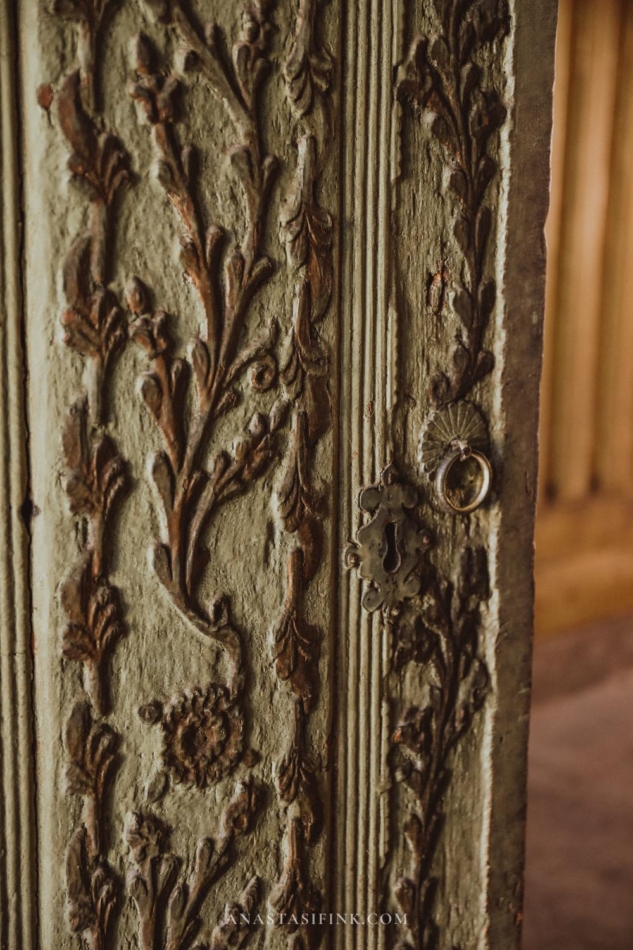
[537, 0, 633, 636]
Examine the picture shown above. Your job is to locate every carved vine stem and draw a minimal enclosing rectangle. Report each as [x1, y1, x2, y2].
[269, 3, 334, 947]
[390, 551, 490, 950]
[126, 779, 261, 950]
[345, 471, 490, 950]
[370, 0, 510, 945]
[397, 0, 509, 406]
[128, 3, 280, 699]
[50, 1, 132, 945]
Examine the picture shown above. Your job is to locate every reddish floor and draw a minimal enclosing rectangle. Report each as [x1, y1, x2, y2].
[523, 616, 633, 950]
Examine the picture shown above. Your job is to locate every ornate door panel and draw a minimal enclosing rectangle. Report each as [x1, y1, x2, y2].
[0, 1, 556, 948]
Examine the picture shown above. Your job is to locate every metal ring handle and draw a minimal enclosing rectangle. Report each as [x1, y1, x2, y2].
[435, 445, 492, 514]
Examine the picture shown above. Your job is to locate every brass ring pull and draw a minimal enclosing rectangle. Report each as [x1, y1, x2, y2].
[435, 441, 492, 514]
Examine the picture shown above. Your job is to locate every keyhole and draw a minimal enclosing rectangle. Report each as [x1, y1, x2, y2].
[383, 521, 401, 574]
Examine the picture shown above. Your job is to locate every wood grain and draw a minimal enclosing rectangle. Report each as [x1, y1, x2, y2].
[595, 4, 633, 493]
[539, 0, 573, 501]
[537, 0, 633, 637]
[549, 0, 622, 502]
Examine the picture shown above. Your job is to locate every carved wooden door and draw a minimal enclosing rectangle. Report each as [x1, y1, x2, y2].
[0, 1, 556, 948]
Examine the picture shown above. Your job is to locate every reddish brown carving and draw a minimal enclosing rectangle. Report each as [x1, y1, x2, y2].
[65, 702, 120, 948]
[126, 780, 261, 950]
[51, 1, 132, 942]
[128, 13, 281, 702]
[269, 2, 335, 946]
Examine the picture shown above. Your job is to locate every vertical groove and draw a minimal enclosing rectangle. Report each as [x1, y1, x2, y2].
[0, 2, 36, 948]
[339, 0, 361, 944]
[377, 6, 396, 949]
[356, 0, 372, 941]
[361, 1, 376, 945]
[336, 1, 398, 945]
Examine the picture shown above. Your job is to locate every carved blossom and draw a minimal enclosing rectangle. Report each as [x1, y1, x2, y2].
[158, 684, 245, 789]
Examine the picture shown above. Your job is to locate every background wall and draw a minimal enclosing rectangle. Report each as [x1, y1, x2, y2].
[536, 0, 633, 636]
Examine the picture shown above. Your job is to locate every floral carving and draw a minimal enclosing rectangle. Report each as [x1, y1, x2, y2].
[58, 70, 131, 423]
[269, 5, 334, 946]
[390, 548, 490, 949]
[270, 817, 321, 949]
[66, 826, 119, 946]
[378, 2, 509, 942]
[126, 780, 261, 950]
[277, 700, 321, 838]
[128, 15, 281, 702]
[50, 0, 133, 942]
[346, 470, 490, 947]
[273, 547, 321, 711]
[152, 684, 245, 790]
[51, 0, 117, 111]
[60, 557, 126, 717]
[284, 0, 334, 121]
[65, 702, 120, 948]
[397, 0, 509, 406]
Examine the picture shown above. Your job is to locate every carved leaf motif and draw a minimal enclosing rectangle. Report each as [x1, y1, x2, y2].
[387, 540, 492, 946]
[277, 714, 321, 841]
[284, 0, 334, 118]
[62, 254, 127, 368]
[397, 0, 508, 406]
[127, 783, 261, 950]
[270, 819, 321, 947]
[59, 555, 126, 671]
[272, 549, 321, 709]
[273, 605, 320, 707]
[393, 609, 439, 672]
[232, 1, 275, 111]
[62, 398, 128, 519]
[213, 412, 278, 504]
[126, 811, 169, 864]
[281, 285, 330, 448]
[211, 876, 260, 950]
[129, 35, 180, 124]
[66, 827, 97, 932]
[65, 701, 119, 800]
[125, 813, 180, 944]
[58, 70, 131, 204]
[66, 826, 118, 940]
[277, 412, 316, 535]
[220, 777, 261, 839]
[283, 135, 333, 323]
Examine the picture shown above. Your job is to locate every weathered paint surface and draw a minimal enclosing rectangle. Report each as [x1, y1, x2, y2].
[0, 1, 556, 948]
